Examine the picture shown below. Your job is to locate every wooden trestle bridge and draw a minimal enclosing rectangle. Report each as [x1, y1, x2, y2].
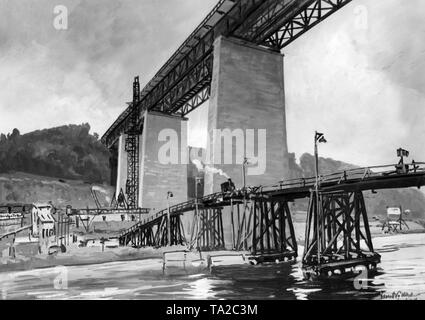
[119, 161, 425, 279]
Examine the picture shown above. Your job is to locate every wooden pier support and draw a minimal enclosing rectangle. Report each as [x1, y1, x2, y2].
[302, 190, 381, 280]
[120, 214, 185, 248]
[197, 208, 225, 251]
[230, 197, 297, 263]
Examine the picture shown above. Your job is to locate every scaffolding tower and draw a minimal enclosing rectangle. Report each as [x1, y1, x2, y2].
[125, 76, 141, 209]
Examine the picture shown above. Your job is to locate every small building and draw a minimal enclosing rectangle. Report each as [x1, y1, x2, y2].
[382, 206, 409, 232]
[31, 203, 56, 252]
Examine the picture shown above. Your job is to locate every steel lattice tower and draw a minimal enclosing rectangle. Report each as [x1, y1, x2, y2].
[125, 76, 141, 209]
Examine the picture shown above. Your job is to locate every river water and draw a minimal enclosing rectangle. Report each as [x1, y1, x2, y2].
[1, 233, 424, 300]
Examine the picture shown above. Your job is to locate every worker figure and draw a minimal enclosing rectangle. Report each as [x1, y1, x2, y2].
[396, 160, 409, 174]
[221, 179, 236, 193]
[228, 178, 236, 192]
[412, 160, 419, 173]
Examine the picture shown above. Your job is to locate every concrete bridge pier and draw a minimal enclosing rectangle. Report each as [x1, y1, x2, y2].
[109, 145, 118, 187]
[138, 111, 188, 212]
[205, 36, 291, 195]
[116, 111, 188, 212]
[116, 133, 128, 198]
[204, 36, 292, 246]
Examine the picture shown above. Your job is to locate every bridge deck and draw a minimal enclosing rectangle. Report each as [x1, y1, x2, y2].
[119, 162, 425, 240]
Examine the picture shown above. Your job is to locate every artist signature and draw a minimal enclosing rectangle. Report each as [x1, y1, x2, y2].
[381, 291, 418, 300]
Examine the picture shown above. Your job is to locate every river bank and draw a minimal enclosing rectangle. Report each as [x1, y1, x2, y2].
[0, 245, 187, 273]
[1, 216, 424, 274]
[1, 233, 425, 300]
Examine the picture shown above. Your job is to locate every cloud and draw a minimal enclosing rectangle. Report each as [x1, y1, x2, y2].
[189, 0, 425, 167]
[1, 0, 424, 170]
[284, 0, 425, 166]
[0, 0, 217, 136]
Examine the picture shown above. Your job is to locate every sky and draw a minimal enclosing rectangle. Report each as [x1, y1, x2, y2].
[0, 0, 425, 167]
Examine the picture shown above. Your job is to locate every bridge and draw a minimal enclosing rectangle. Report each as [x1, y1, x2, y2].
[99, 0, 421, 280]
[118, 161, 425, 278]
[101, 0, 354, 211]
[102, 0, 353, 146]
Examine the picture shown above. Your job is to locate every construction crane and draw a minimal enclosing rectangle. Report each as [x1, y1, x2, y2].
[125, 76, 141, 209]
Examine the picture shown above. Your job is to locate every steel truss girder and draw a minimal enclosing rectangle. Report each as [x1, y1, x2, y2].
[177, 84, 211, 116]
[258, 0, 353, 50]
[303, 190, 376, 266]
[233, 0, 298, 42]
[104, 115, 131, 149]
[137, 0, 353, 117]
[102, 0, 353, 147]
[102, 0, 267, 146]
[134, 0, 269, 119]
[152, 54, 213, 115]
[103, 56, 213, 148]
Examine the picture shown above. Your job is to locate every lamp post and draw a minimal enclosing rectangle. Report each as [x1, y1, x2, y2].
[167, 191, 173, 246]
[314, 131, 327, 263]
[242, 157, 249, 191]
[195, 177, 201, 249]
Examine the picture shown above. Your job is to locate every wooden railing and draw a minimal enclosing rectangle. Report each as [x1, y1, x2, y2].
[119, 161, 425, 239]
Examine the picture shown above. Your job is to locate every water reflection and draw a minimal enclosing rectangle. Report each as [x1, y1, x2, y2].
[208, 262, 383, 300]
[0, 233, 424, 300]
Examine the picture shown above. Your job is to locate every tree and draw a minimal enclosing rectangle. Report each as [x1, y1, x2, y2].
[10, 128, 20, 140]
[0, 123, 109, 183]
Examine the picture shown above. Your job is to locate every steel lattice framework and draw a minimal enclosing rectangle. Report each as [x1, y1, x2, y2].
[102, 0, 353, 148]
[124, 77, 141, 208]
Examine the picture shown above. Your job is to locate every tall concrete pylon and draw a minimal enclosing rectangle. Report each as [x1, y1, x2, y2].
[205, 36, 290, 195]
[116, 112, 188, 212]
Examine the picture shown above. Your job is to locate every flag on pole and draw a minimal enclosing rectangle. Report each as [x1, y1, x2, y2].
[315, 132, 327, 144]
